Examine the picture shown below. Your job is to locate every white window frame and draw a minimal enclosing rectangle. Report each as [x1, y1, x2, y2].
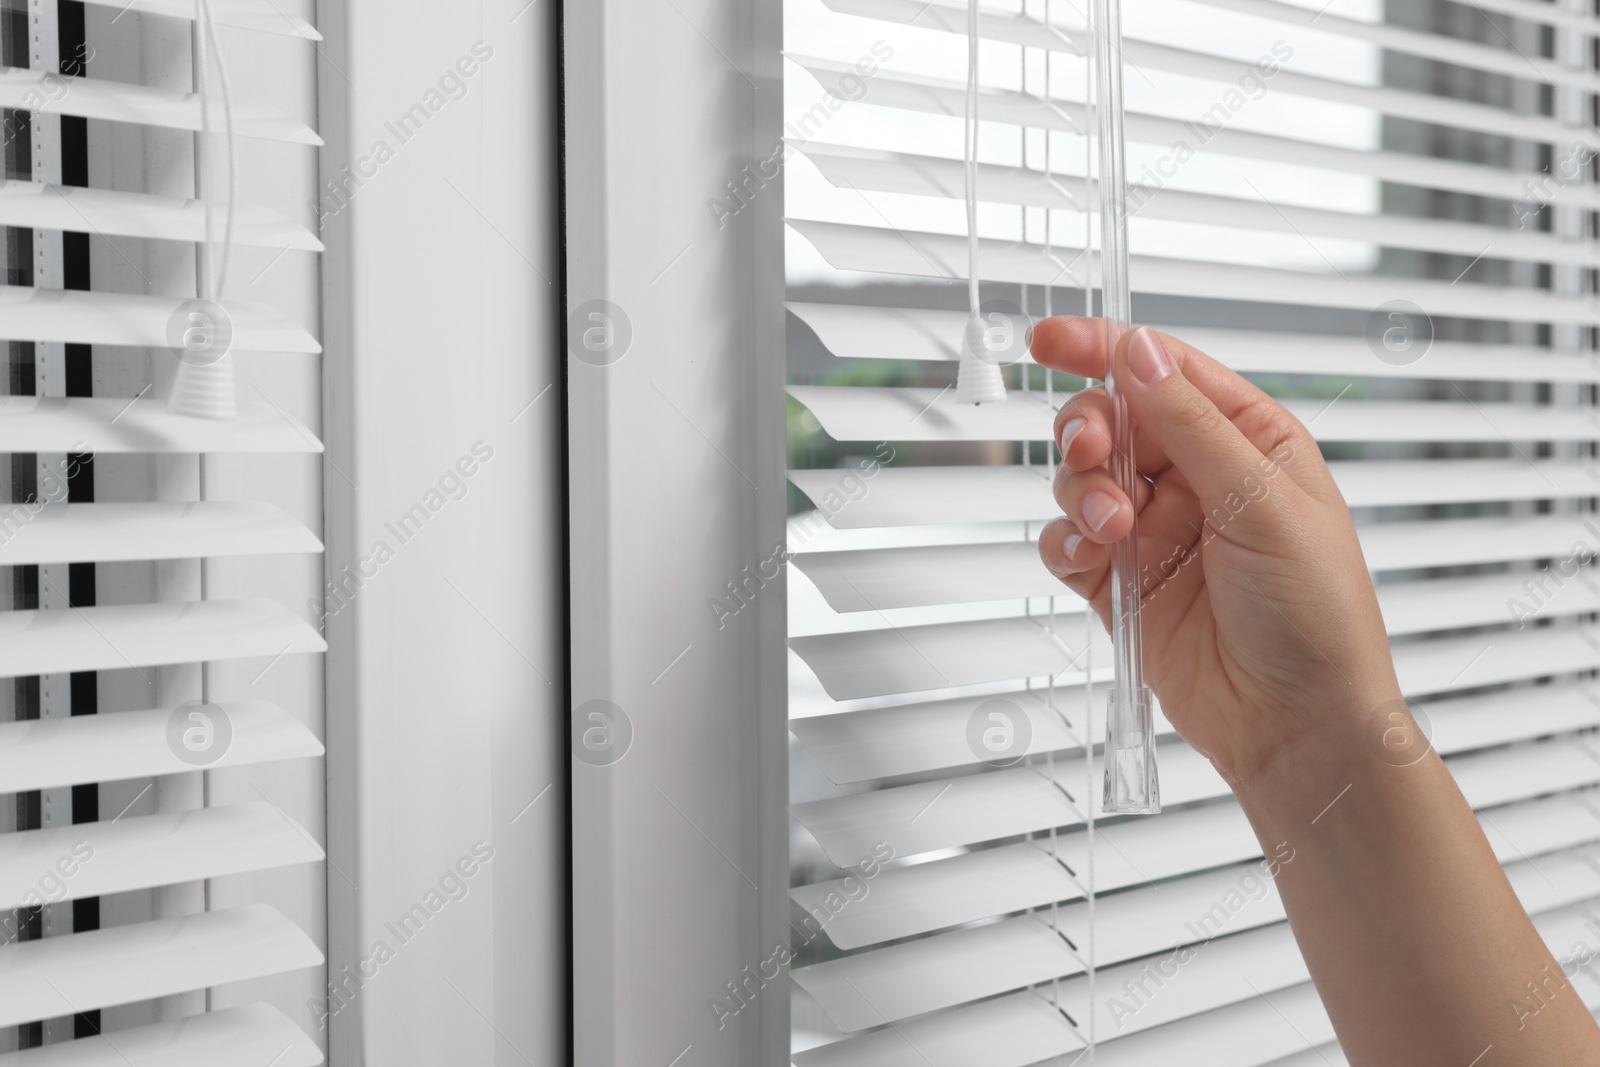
[561, 0, 791, 1062]
[318, 1, 566, 1062]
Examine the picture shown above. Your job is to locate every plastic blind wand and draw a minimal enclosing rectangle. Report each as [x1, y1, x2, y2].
[1093, 0, 1160, 814]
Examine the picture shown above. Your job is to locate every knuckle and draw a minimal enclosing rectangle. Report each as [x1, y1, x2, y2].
[1167, 393, 1222, 437]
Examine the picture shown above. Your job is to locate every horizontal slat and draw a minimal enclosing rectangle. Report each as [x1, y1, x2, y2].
[1169, 0, 1596, 87]
[797, 725, 1600, 867]
[795, 540, 1061, 612]
[794, 740, 1221, 865]
[802, 550, 1600, 634]
[790, 461, 1599, 528]
[794, 514, 1600, 612]
[790, 385, 1058, 442]
[0, 598, 325, 678]
[1361, 513, 1600, 571]
[1379, 568, 1600, 634]
[0, 501, 322, 565]
[0, 905, 321, 1028]
[794, 601, 1599, 707]
[794, 783, 1600, 951]
[1395, 626, 1600, 697]
[0, 182, 322, 250]
[0, 700, 322, 793]
[792, 673, 1600, 786]
[80, 0, 322, 39]
[797, 845, 1600, 1031]
[790, 685, 1100, 783]
[794, 56, 1600, 209]
[0, 1003, 322, 1067]
[789, 302, 1600, 385]
[0, 398, 323, 454]
[795, 779, 1600, 952]
[790, 614, 1100, 700]
[797, 141, 1600, 269]
[0, 284, 319, 351]
[1411, 0, 1600, 34]
[821, 0, 1600, 141]
[789, 988, 1080, 1067]
[797, 898, 1600, 1065]
[0, 69, 320, 145]
[788, 218, 1598, 326]
[1086, 904, 1600, 1066]
[0, 803, 322, 909]
[792, 384, 1599, 444]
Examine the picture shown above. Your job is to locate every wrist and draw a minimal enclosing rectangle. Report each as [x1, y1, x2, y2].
[1230, 683, 1414, 827]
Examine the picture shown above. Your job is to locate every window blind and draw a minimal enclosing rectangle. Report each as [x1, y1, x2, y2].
[0, 1, 326, 1061]
[783, 0, 1600, 1062]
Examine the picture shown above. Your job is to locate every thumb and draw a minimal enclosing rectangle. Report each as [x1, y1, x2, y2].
[1117, 325, 1292, 508]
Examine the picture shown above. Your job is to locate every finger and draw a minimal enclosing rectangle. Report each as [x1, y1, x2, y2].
[1055, 389, 1114, 471]
[1039, 517, 1111, 577]
[1038, 518, 1112, 623]
[1030, 315, 1116, 380]
[1053, 463, 1143, 544]
[1128, 328, 1334, 499]
[1117, 325, 1309, 515]
[1047, 342, 1178, 482]
[1035, 315, 1329, 497]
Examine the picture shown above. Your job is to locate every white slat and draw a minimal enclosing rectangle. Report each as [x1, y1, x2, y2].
[798, 846, 1600, 1031]
[794, 515, 1600, 611]
[790, 614, 1101, 700]
[789, 219, 1598, 326]
[1395, 627, 1600, 697]
[790, 685, 1100, 784]
[794, 741, 1222, 865]
[797, 141, 1600, 268]
[820, 0, 1600, 142]
[1085, 903, 1600, 1066]
[0, 1003, 322, 1067]
[0, 398, 323, 454]
[0, 700, 322, 793]
[792, 786, 1600, 950]
[789, 385, 1059, 442]
[0, 803, 322, 909]
[0, 69, 320, 145]
[790, 461, 1600, 528]
[792, 384, 1600, 443]
[0, 501, 321, 565]
[793, 56, 1600, 208]
[793, 673, 1600, 786]
[1160, 0, 1594, 87]
[0, 905, 322, 1028]
[799, 899, 1600, 1064]
[0, 285, 319, 351]
[80, 0, 322, 39]
[793, 609, 1599, 706]
[0, 599, 325, 678]
[0, 182, 322, 250]
[797, 730, 1600, 867]
[789, 301, 1600, 384]
[789, 989, 1080, 1067]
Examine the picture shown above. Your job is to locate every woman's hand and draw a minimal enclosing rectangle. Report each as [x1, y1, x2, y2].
[1031, 318, 1400, 787]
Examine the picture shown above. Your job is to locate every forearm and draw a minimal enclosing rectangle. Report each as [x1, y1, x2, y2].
[1236, 706, 1600, 1066]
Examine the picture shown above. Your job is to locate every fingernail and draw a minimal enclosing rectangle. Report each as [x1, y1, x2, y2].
[1082, 491, 1120, 533]
[1059, 416, 1085, 457]
[1025, 321, 1035, 350]
[1128, 327, 1172, 385]
[1063, 532, 1084, 561]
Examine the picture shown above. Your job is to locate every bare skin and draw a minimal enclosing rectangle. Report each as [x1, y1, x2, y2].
[1031, 316, 1600, 1065]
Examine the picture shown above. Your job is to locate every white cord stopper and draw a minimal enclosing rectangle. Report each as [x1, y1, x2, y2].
[957, 312, 1007, 405]
[168, 349, 238, 420]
